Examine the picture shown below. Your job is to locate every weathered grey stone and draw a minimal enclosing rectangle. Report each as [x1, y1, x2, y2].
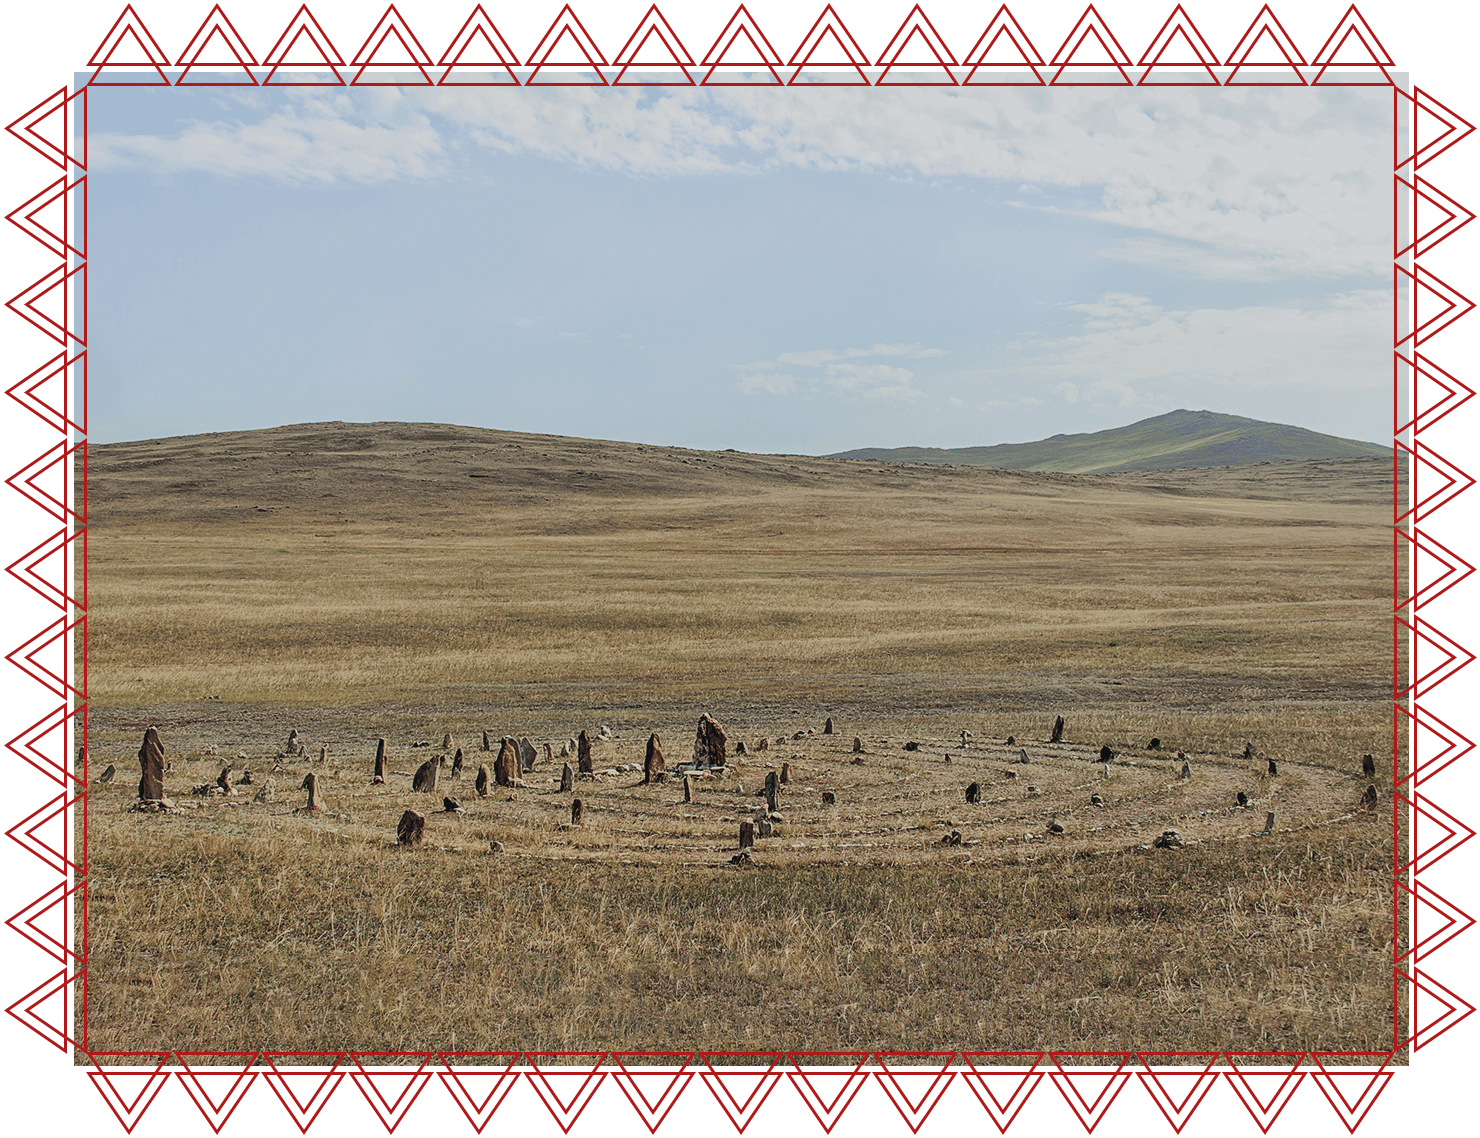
[693, 714, 728, 767]
[98, 763, 116, 784]
[397, 809, 425, 845]
[780, 762, 790, 784]
[137, 726, 166, 801]
[483, 731, 491, 751]
[1046, 818, 1064, 834]
[559, 762, 574, 793]
[519, 737, 537, 770]
[253, 778, 275, 804]
[543, 742, 553, 763]
[764, 770, 780, 813]
[1180, 761, 1191, 780]
[644, 733, 665, 785]
[1152, 829, 1183, 849]
[1263, 811, 1275, 833]
[442, 732, 452, 750]
[853, 736, 863, 754]
[240, 769, 253, 785]
[496, 737, 520, 787]
[300, 772, 324, 811]
[413, 755, 441, 794]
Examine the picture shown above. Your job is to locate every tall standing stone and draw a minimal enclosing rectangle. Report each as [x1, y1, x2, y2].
[739, 820, 755, 849]
[693, 714, 728, 768]
[823, 718, 834, 735]
[216, 766, 233, 793]
[301, 773, 324, 811]
[965, 781, 981, 804]
[482, 731, 491, 752]
[561, 762, 574, 793]
[1050, 716, 1065, 744]
[578, 730, 594, 774]
[475, 764, 490, 797]
[644, 734, 665, 784]
[442, 733, 453, 750]
[495, 737, 520, 787]
[1180, 761, 1191, 780]
[1267, 758, 1278, 776]
[413, 756, 441, 793]
[780, 762, 790, 784]
[683, 775, 693, 804]
[757, 737, 769, 752]
[1361, 753, 1376, 777]
[571, 799, 584, 826]
[451, 748, 464, 778]
[764, 770, 780, 814]
[137, 726, 165, 801]
[852, 736, 863, 754]
[519, 737, 537, 771]
[543, 742, 554, 763]
[397, 809, 425, 846]
[373, 738, 389, 783]
[287, 729, 299, 755]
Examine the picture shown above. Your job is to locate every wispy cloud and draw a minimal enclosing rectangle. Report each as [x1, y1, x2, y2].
[739, 342, 941, 401]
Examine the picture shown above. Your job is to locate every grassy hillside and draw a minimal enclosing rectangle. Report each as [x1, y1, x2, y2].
[830, 409, 1390, 473]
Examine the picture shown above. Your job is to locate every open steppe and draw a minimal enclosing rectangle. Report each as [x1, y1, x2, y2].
[80, 422, 1404, 1058]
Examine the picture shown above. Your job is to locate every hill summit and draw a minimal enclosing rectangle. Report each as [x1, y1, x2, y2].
[828, 409, 1389, 474]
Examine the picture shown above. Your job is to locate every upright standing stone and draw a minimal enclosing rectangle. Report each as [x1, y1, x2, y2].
[373, 738, 389, 784]
[1180, 761, 1191, 780]
[495, 737, 520, 787]
[852, 736, 863, 754]
[543, 742, 553, 763]
[757, 737, 769, 751]
[1361, 753, 1376, 777]
[519, 737, 537, 771]
[475, 764, 490, 797]
[823, 718, 834, 735]
[683, 775, 693, 804]
[571, 798, 584, 826]
[1263, 811, 1276, 833]
[578, 730, 594, 774]
[318, 745, 327, 764]
[287, 729, 299, 755]
[451, 748, 464, 778]
[397, 809, 425, 846]
[1244, 741, 1256, 760]
[413, 756, 441, 793]
[965, 781, 981, 804]
[301, 773, 324, 811]
[693, 714, 728, 767]
[254, 778, 275, 804]
[216, 766, 233, 793]
[739, 820, 755, 849]
[561, 762, 574, 793]
[482, 731, 491, 752]
[1361, 784, 1378, 810]
[764, 770, 779, 813]
[442, 732, 452, 750]
[1099, 744, 1114, 763]
[736, 740, 747, 755]
[643, 734, 665, 785]
[1267, 758, 1278, 776]
[137, 726, 165, 801]
[1050, 716, 1065, 744]
[780, 762, 790, 784]
[98, 763, 116, 784]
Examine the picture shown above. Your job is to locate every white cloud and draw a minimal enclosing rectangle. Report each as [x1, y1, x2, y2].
[739, 342, 940, 401]
[93, 86, 1390, 280]
[740, 372, 796, 395]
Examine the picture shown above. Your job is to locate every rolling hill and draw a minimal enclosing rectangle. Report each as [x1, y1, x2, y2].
[828, 409, 1390, 473]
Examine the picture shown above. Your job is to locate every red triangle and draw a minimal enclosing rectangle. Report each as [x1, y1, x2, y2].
[873, 1053, 956, 1130]
[8, 792, 83, 876]
[526, 4, 606, 85]
[1398, 438, 1476, 524]
[8, 526, 84, 612]
[1396, 526, 1475, 612]
[1403, 879, 1476, 961]
[1399, 702, 1475, 789]
[527, 26, 607, 85]
[874, 5, 957, 86]
[7, 439, 85, 524]
[1310, 5, 1393, 86]
[351, 6, 434, 85]
[788, 5, 870, 85]
[1048, 1053, 1133, 1130]
[1138, 6, 1220, 86]
[350, 1053, 434, 1131]
[5, 876, 81, 958]
[610, 1053, 694, 1132]
[262, 1054, 346, 1132]
[8, 263, 86, 348]
[1397, 264, 1476, 347]
[7, 614, 84, 700]
[176, 5, 259, 85]
[700, 21, 784, 85]
[88, 1055, 173, 1133]
[701, 5, 784, 66]
[959, 1052, 1045, 1128]
[1404, 177, 1477, 258]
[1404, 791, 1476, 875]
[614, 5, 695, 65]
[1399, 352, 1474, 436]
[1223, 1054, 1305, 1131]
[437, 1054, 521, 1132]
[6, 968, 78, 1051]
[263, 6, 345, 85]
[612, 26, 695, 85]
[7, 87, 85, 172]
[699, 1052, 784, 1131]
[1136, 1053, 1219, 1132]
[1225, 5, 1307, 85]
[88, 5, 171, 85]
[6, 702, 85, 788]
[787, 1054, 871, 1131]
[1412, 88, 1476, 170]
[1401, 614, 1476, 699]
[8, 176, 85, 260]
[1405, 967, 1476, 1050]
[1050, 5, 1132, 63]
[525, 1053, 606, 1131]
[176, 1054, 261, 1133]
[962, 25, 1045, 85]
[438, 9, 521, 86]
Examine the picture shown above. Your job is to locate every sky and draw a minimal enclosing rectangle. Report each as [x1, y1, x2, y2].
[88, 81, 1393, 451]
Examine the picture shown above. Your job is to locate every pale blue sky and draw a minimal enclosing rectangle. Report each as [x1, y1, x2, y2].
[89, 84, 1391, 451]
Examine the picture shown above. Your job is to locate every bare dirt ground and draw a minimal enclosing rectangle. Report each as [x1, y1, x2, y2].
[77, 423, 1404, 1059]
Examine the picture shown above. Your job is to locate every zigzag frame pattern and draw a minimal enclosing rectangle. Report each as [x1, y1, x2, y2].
[1, 3, 1471, 1134]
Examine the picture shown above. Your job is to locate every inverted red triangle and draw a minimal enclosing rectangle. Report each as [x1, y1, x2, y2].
[1307, 1053, 1394, 1132]
[88, 1057, 173, 1133]
[873, 1056, 955, 1131]
[609, 1060, 693, 1131]
[1224, 1059, 1305, 1131]
[525, 1053, 606, 1131]
[176, 1053, 261, 1133]
[262, 1055, 346, 1132]
[699, 1052, 784, 1130]
[436, 1053, 520, 1132]
[6, 879, 81, 963]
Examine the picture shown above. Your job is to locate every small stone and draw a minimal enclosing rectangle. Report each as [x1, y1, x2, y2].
[319, 745, 327, 764]
[1006, 735, 1016, 746]
[443, 796, 464, 813]
[1237, 791, 1249, 807]
[571, 798, 584, 825]
[1262, 811, 1275, 833]
[1147, 737, 1161, 751]
[1243, 741, 1256, 760]
[757, 737, 769, 752]
[240, 769, 253, 785]
[489, 840, 505, 853]
[903, 741, 920, 751]
[397, 809, 425, 846]
[822, 791, 836, 805]
[1180, 761, 1191, 780]
[1050, 716, 1065, 744]
[543, 742, 554, 763]
[1267, 758, 1278, 776]
[1099, 744, 1114, 763]
[1046, 818, 1064, 835]
[793, 730, 805, 740]
[1027, 785, 1039, 795]
[852, 736, 863, 754]
[1004, 770, 1018, 780]
[442, 732, 452, 750]
[823, 718, 834, 734]
[644, 733, 665, 785]
[1361, 753, 1376, 777]
[1152, 829, 1183, 849]
[475, 764, 490, 797]
[756, 819, 774, 838]
[850, 756, 865, 766]
[1018, 749, 1030, 764]
[730, 848, 752, 865]
[216, 766, 233, 793]
[1361, 784, 1378, 810]
[965, 781, 981, 804]
[97, 763, 116, 784]
[736, 740, 747, 755]
[482, 731, 491, 751]
[561, 762, 574, 793]
[1091, 793, 1104, 806]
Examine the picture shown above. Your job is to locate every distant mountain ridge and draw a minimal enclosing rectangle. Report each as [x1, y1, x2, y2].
[828, 410, 1389, 474]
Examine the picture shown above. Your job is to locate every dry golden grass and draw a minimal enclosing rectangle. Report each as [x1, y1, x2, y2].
[78, 423, 1405, 1059]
